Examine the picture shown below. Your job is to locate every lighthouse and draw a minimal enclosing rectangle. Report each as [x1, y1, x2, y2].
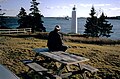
[71, 5, 77, 33]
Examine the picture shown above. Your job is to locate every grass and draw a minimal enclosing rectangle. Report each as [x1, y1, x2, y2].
[0, 33, 120, 79]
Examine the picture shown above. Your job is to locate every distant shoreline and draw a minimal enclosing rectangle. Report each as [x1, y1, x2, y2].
[1, 16, 120, 40]
[2, 16, 120, 20]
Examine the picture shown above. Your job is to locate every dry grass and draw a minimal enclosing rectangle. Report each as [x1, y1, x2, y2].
[64, 36, 120, 45]
[0, 34, 120, 79]
[66, 42, 120, 79]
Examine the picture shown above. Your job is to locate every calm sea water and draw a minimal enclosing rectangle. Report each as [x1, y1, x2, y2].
[4, 17, 120, 40]
[43, 17, 120, 40]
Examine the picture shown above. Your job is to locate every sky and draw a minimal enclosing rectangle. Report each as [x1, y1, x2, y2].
[0, 0, 120, 17]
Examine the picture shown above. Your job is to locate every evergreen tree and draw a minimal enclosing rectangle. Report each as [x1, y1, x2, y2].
[17, 7, 27, 18]
[84, 6, 99, 37]
[0, 5, 6, 28]
[0, 5, 5, 16]
[98, 12, 113, 37]
[29, 0, 46, 32]
[84, 6, 113, 37]
[17, 7, 28, 28]
[29, 0, 40, 16]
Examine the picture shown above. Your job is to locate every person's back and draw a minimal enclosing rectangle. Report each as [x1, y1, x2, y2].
[47, 25, 67, 52]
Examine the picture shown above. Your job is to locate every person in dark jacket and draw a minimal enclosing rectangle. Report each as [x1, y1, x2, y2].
[47, 25, 68, 52]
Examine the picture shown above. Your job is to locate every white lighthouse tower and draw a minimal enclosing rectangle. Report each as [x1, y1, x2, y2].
[71, 5, 77, 33]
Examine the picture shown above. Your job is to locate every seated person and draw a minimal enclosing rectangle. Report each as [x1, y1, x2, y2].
[47, 25, 68, 52]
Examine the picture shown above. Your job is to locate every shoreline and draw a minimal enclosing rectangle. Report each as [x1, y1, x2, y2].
[1, 17, 120, 40]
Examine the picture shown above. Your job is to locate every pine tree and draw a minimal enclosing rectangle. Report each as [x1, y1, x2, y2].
[84, 6, 99, 37]
[84, 6, 113, 38]
[0, 5, 6, 28]
[17, 7, 27, 18]
[29, 0, 40, 16]
[17, 7, 28, 28]
[29, 0, 46, 32]
[98, 12, 113, 37]
[0, 5, 5, 16]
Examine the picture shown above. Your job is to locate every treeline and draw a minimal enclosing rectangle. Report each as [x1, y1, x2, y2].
[106, 16, 120, 19]
[17, 0, 46, 33]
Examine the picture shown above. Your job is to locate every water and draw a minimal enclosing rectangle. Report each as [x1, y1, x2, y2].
[43, 17, 87, 34]
[3, 17, 120, 40]
[43, 17, 120, 40]
[3, 17, 19, 29]
[107, 19, 120, 40]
